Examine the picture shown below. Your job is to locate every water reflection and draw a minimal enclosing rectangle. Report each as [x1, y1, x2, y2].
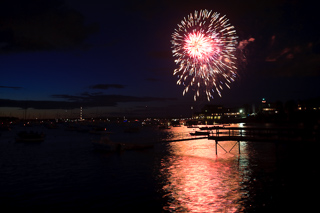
[158, 125, 250, 212]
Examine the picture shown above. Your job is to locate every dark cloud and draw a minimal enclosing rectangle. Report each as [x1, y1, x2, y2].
[0, 85, 22, 89]
[0, 0, 99, 53]
[52, 93, 176, 106]
[263, 42, 320, 77]
[0, 93, 176, 110]
[0, 98, 79, 110]
[89, 84, 125, 90]
[237, 38, 255, 50]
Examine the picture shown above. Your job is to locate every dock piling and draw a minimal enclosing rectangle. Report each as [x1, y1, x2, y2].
[215, 141, 218, 155]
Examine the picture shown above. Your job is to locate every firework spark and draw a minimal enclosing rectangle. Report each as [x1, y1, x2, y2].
[171, 9, 238, 101]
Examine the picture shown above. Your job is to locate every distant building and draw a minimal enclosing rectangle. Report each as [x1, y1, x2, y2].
[261, 98, 277, 114]
[192, 104, 245, 123]
[297, 98, 320, 111]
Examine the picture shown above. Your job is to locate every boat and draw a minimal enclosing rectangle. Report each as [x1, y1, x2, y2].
[187, 125, 199, 128]
[76, 127, 90, 133]
[15, 131, 45, 142]
[189, 131, 210, 136]
[89, 127, 108, 134]
[92, 137, 154, 152]
[199, 126, 213, 130]
[92, 137, 124, 151]
[0, 125, 11, 131]
[65, 125, 77, 131]
[172, 124, 181, 127]
[124, 127, 140, 133]
[199, 125, 224, 130]
[44, 122, 58, 129]
[159, 125, 171, 129]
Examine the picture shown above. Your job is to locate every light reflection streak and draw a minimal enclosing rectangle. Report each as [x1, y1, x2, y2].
[159, 126, 250, 212]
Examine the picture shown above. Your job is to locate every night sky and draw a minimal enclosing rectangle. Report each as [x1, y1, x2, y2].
[0, 0, 319, 118]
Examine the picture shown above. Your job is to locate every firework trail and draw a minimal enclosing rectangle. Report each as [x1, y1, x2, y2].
[171, 9, 238, 101]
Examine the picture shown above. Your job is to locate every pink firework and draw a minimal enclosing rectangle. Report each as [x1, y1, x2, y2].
[171, 9, 238, 101]
[184, 31, 217, 61]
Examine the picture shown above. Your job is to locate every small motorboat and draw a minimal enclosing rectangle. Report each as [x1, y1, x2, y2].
[124, 127, 140, 133]
[90, 127, 109, 134]
[199, 126, 223, 130]
[0, 125, 11, 131]
[15, 131, 45, 142]
[44, 122, 58, 129]
[189, 131, 210, 136]
[187, 125, 199, 128]
[92, 137, 154, 152]
[92, 137, 124, 152]
[159, 125, 171, 129]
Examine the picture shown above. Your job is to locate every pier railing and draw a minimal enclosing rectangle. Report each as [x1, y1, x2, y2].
[157, 126, 318, 154]
[208, 126, 318, 142]
[208, 126, 318, 154]
[158, 126, 318, 154]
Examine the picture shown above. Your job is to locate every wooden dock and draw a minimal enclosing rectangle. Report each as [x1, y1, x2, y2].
[161, 136, 208, 143]
[159, 126, 318, 155]
[208, 126, 318, 154]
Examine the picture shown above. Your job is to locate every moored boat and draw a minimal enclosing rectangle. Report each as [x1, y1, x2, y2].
[15, 131, 45, 142]
[159, 125, 171, 129]
[187, 125, 199, 128]
[92, 136, 154, 152]
[92, 137, 124, 151]
[124, 127, 140, 133]
[189, 131, 210, 136]
[90, 127, 109, 134]
[199, 125, 224, 130]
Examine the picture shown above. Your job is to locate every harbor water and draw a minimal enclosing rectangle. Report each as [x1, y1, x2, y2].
[0, 123, 317, 212]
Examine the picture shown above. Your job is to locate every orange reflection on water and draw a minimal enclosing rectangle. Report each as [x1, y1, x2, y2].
[160, 126, 246, 212]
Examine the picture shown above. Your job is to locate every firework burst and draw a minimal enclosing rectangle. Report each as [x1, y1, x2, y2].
[171, 9, 238, 101]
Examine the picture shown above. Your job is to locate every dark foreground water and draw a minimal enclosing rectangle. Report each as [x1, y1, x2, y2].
[0, 123, 318, 212]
